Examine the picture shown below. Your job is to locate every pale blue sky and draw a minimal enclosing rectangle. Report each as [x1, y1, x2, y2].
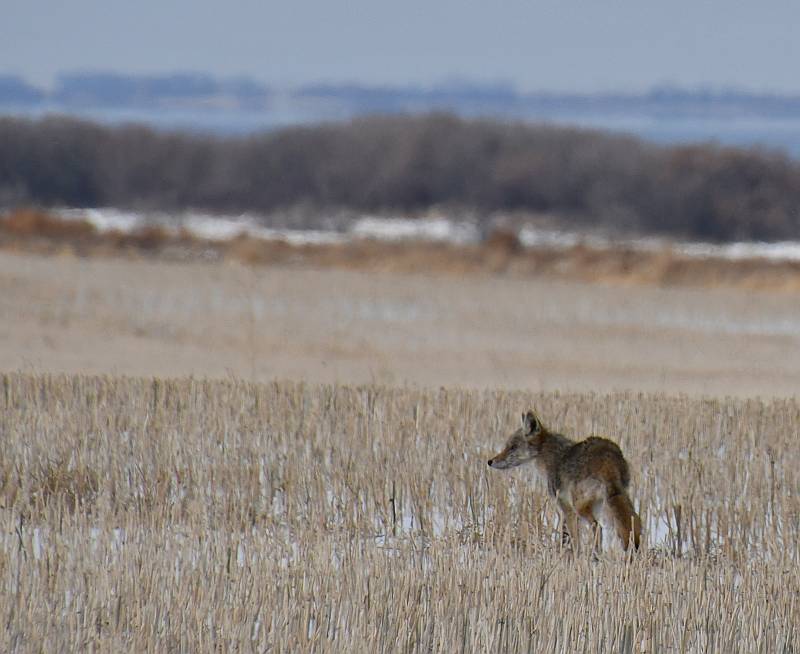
[3, 0, 800, 92]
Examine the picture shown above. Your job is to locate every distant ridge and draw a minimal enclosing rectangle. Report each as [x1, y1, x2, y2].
[3, 71, 800, 121]
[0, 75, 44, 104]
[53, 72, 269, 109]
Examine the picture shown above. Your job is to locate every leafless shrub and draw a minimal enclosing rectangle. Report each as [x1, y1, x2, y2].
[0, 207, 96, 240]
[3, 114, 800, 241]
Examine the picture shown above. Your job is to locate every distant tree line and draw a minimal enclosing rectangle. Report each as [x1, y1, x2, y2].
[2, 113, 799, 241]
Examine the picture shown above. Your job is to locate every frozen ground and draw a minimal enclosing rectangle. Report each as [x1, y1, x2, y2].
[1, 250, 799, 397]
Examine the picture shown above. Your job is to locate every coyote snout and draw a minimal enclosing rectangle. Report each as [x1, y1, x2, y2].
[487, 434, 538, 469]
[488, 410, 641, 553]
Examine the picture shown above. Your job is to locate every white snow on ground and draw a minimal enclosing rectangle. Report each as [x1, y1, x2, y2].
[519, 223, 800, 262]
[518, 226, 584, 249]
[56, 208, 348, 246]
[60, 207, 142, 233]
[180, 213, 348, 246]
[29, 208, 800, 264]
[675, 240, 800, 261]
[350, 215, 481, 244]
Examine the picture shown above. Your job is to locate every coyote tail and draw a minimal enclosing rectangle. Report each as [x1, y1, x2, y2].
[607, 489, 641, 551]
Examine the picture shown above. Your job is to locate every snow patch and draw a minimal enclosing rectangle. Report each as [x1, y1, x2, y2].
[351, 216, 480, 244]
[44, 208, 800, 264]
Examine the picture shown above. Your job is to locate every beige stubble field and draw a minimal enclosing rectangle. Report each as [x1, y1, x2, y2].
[2, 251, 800, 396]
[1, 251, 799, 651]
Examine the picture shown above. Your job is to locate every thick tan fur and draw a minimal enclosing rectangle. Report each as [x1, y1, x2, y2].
[488, 410, 641, 553]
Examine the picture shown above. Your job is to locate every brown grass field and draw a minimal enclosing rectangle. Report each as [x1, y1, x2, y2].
[2, 249, 800, 397]
[1, 235, 800, 651]
[1, 374, 798, 651]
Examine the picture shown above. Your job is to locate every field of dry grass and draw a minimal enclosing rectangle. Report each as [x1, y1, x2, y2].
[3, 250, 800, 398]
[1, 220, 799, 650]
[1, 373, 798, 651]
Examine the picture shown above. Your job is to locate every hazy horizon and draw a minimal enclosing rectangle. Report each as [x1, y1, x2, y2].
[4, 1, 800, 94]
[10, 68, 800, 96]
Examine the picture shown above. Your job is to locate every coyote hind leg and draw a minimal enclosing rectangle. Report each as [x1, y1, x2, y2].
[577, 502, 603, 554]
[558, 500, 580, 554]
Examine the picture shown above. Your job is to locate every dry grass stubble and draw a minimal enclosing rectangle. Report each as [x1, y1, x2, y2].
[0, 373, 798, 651]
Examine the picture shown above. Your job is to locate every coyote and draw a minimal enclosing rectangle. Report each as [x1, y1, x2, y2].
[488, 410, 641, 552]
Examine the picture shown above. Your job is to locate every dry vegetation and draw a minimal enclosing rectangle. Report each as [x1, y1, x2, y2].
[1, 372, 798, 651]
[3, 248, 800, 399]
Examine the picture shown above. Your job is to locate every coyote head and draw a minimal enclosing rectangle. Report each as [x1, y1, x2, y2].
[487, 411, 545, 469]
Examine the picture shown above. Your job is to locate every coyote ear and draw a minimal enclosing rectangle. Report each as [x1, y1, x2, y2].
[523, 411, 540, 434]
